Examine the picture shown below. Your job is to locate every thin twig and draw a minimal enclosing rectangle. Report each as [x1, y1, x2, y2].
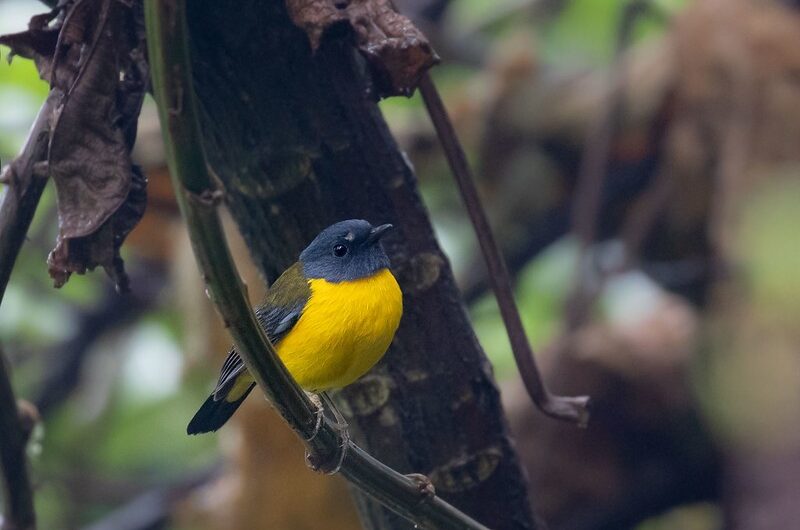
[418, 74, 590, 426]
[144, 2, 489, 529]
[0, 347, 38, 530]
[461, 207, 571, 305]
[564, 0, 654, 330]
[0, 96, 53, 307]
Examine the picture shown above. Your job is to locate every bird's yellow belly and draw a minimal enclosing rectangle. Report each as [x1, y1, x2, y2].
[276, 268, 402, 391]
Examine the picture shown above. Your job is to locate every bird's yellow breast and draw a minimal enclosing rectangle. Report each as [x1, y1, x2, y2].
[276, 268, 402, 391]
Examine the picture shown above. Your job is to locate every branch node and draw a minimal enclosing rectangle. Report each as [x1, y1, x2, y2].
[542, 394, 591, 428]
[406, 473, 436, 503]
[188, 188, 224, 208]
[16, 400, 40, 443]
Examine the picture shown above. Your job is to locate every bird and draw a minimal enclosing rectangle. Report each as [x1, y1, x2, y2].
[187, 219, 403, 435]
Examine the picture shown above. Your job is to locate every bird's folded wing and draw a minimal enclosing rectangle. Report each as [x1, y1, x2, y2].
[211, 262, 311, 401]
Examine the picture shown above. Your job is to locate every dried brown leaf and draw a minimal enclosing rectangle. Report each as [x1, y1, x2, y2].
[45, 0, 147, 291]
[49, 1, 132, 239]
[48, 167, 146, 291]
[286, 0, 438, 96]
[0, 10, 60, 77]
[1, 0, 148, 291]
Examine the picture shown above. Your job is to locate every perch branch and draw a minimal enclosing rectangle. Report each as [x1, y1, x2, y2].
[144, 1, 489, 528]
[418, 74, 590, 426]
[0, 348, 38, 530]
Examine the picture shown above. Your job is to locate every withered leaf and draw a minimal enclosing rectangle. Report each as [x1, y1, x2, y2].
[285, 0, 439, 97]
[1, 0, 148, 291]
[0, 10, 60, 78]
[45, 0, 148, 291]
[49, 1, 132, 241]
[48, 167, 146, 291]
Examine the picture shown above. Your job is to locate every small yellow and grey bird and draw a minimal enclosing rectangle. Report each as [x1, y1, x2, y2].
[187, 219, 402, 434]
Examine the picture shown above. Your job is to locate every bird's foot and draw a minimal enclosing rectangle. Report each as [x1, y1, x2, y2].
[303, 392, 350, 474]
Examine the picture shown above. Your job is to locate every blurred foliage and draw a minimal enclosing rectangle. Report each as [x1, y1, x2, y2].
[736, 174, 800, 320]
[697, 175, 800, 451]
[538, 0, 687, 64]
[471, 239, 577, 377]
[636, 503, 721, 530]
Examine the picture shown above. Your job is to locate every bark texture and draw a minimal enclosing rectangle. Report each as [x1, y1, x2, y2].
[185, 1, 536, 528]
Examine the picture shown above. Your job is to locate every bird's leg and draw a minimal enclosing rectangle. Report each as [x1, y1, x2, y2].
[320, 391, 349, 432]
[320, 392, 350, 474]
[328, 432, 349, 475]
[304, 392, 325, 442]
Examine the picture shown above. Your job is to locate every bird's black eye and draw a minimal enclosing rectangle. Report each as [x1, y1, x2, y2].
[333, 244, 348, 257]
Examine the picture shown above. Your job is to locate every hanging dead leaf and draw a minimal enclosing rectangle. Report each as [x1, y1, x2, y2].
[0, 10, 60, 78]
[1, 0, 148, 291]
[285, 0, 438, 96]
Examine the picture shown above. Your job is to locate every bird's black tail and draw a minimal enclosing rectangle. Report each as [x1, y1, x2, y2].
[187, 384, 255, 435]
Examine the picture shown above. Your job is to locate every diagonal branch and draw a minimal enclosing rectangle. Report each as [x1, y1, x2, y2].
[0, 95, 53, 307]
[418, 74, 590, 426]
[0, 347, 38, 530]
[144, 1, 490, 528]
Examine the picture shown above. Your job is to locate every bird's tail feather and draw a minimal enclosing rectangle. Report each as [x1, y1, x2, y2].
[187, 383, 255, 435]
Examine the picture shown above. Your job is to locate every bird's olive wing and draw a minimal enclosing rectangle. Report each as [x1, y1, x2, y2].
[211, 263, 310, 401]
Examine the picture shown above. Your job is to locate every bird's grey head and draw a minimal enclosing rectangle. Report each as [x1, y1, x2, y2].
[299, 219, 393, 282]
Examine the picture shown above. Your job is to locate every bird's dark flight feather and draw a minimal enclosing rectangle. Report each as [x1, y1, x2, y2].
[187, 390, 252, 434]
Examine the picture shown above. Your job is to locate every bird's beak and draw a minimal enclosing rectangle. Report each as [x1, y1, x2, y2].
[365, 223, 393, 245]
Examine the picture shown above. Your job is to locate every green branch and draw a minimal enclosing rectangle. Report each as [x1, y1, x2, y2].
[143, 1, 490, 528]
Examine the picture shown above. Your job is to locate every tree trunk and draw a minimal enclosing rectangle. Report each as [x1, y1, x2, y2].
[184, 1, 537, 528]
